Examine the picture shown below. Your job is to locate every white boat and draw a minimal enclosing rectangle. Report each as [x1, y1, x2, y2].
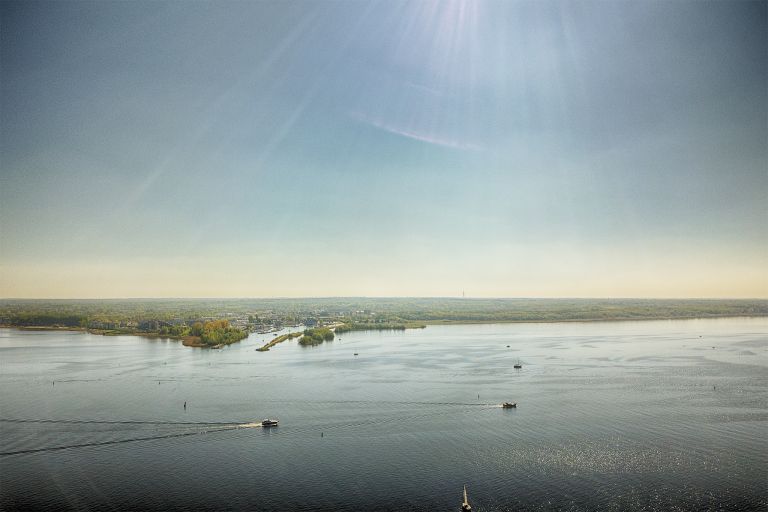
[461, 484, 472, 511]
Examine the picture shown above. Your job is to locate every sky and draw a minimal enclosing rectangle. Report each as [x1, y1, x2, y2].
[1, 0, 766, 299]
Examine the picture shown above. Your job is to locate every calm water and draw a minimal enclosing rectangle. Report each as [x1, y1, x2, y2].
[1, 318, 766, 511]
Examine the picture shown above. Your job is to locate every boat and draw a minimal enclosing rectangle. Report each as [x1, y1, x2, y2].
[502, 402, 517, 408]
[461, 484, 472, 511]
[513, 359, 522, 369]
[261, 418, 279, 427]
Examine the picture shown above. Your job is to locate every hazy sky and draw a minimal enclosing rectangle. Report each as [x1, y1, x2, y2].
[1, 0, 766, 298]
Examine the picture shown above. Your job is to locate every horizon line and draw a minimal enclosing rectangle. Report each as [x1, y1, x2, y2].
[1, 296, 767, 301]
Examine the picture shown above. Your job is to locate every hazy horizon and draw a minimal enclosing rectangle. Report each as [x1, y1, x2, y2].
[1, 1, 766, 299]
[2, 295, 767, 302]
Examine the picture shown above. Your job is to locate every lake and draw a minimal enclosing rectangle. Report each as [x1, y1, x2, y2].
[1, 318, 766, 511]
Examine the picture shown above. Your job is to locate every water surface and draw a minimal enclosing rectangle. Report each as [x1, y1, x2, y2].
[1, 318, 766, 511]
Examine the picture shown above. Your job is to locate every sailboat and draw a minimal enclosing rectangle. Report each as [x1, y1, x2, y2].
[514, 359, 522, 369]
[461, 484, 472, 511]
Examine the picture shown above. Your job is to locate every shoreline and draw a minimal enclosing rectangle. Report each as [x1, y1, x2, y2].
[0, 325, 220, 348]
[2, 313, 765, 340]
[420, 313, 768, 325]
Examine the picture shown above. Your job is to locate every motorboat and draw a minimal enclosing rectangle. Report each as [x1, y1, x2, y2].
[461, 484, 472, 511]
[501, 402, 517, 408]
[261, 418, 279, 427]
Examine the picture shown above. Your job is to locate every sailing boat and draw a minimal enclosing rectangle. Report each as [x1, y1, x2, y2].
[514, 359, 522, 369]
[461, 484, 472, 511]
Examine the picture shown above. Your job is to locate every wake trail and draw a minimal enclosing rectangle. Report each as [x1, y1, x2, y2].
[0, 419, 242, 426]
[0, 423, 265, 457]
[0, 403, 510, 455]
[255, 399, 498, 407]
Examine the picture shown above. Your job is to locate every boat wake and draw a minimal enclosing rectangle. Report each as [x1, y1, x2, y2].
[0, 426, 238, 457]
[0, 402, 509, 456]
[0, 418, 267, 456]
[0, 418, 239, 426]
[236, 422, 264, 428]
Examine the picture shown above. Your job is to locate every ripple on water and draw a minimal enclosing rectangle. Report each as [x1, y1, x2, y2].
[1, 319, 767, 511]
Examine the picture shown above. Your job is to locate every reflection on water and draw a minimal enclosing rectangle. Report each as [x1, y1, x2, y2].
[1, 318, 766, 511]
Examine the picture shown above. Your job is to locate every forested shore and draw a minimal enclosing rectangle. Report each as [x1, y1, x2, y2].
[1, 298, 765, 350]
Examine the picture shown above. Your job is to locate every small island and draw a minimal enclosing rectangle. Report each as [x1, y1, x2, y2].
[256, 327, 336, 351]
[298, 327, 335, 346]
